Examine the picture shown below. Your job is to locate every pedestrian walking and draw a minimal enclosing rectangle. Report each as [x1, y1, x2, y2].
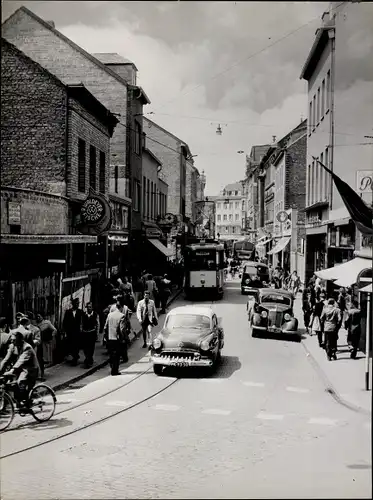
[159, 274, 172, 314]
[35, 313, 57, 368]
[121, 276, 135, 311]
[320, 298, 342, 361]
[289, 271, 300, 295]
[133, 275, 144, 308]
[137, 291, 158, 349]
[345, 300, 362, 359]
[104, 297, 127, 376]
[11, 316, 35, 347]
[145, 274, 158, 302]
[62, 298, 83, 366]
[310, 292, 326, 348]
[337, 287, 348, 328]
[82, 302, 100, 368]
[302, 288, 312, 334]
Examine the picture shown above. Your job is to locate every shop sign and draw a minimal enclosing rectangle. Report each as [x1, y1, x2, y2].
[8, 202, 21, 225]
[357, 268, 372, 290]
[78, 188, 112, 235]
[307, 215, 322, 226]
[356, 171, 373, 193]
[146, 227, 162, 239]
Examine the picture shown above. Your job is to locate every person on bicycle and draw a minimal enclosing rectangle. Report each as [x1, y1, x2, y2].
[1, 331, 40, 406]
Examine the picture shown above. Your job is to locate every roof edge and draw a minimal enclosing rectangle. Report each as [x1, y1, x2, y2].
[300, 27, 334, 80]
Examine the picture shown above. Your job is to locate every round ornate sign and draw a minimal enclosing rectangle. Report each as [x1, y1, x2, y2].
[81, 197, 105, 224]
[276, 210, 288, 223]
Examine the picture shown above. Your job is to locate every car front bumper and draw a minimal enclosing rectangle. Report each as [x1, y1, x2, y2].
[252, 325, 298, 334]
[151, 354, 213, 367]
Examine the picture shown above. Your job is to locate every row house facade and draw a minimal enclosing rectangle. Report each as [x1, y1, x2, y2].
[251, 120, 307, 279]
[0, 38, 118, 345]
[2, 6, 150, 275]
[300, 2, 373, 283]
[214, 182, 247, 242]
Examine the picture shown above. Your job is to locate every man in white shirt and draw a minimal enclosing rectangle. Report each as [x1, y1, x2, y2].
[137, 291, 158, 349]
[104, 297, 127, 375]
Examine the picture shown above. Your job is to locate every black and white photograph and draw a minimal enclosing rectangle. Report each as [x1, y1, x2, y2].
[0, 1, 372, 498]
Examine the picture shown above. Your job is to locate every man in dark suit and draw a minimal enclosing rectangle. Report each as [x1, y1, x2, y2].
[63, 298, 84, 365]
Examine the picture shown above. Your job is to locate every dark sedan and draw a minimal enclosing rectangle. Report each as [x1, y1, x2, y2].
[150, 306, 224, 375]
[250, 288, 299, 339]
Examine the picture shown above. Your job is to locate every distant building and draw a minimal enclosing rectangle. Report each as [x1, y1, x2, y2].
[214, 182, 247, 241]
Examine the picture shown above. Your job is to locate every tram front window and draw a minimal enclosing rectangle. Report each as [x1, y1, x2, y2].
[188, 251, 217, 271]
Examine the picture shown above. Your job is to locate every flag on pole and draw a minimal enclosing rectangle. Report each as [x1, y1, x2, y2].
[313, 157, 373, 235]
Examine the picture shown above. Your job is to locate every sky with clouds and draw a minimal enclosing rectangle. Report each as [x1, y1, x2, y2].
[3, 1, 372, 195]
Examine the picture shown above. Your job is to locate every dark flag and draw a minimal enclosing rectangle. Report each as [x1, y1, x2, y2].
[313, 157, 373, 235]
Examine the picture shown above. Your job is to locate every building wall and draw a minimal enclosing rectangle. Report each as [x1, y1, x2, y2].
[67, 98, 111, 201]
[285, 134, 307, 214]
[158, 178, 168, 217]
[215, 192, 245, 240]
[273, 155, 286, 236]
[127, 96, 143, 232]
[142, 150, 161, 223]
[143, 118, 185, 218]
[1, 38, 67, 197]
[2, 9, 129, 200]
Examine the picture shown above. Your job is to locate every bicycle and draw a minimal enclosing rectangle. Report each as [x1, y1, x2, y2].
[0, 374, 56, 432]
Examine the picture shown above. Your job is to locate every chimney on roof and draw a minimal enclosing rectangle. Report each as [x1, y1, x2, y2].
[272, 136, 276, 143]
[46, 20, 55, 28]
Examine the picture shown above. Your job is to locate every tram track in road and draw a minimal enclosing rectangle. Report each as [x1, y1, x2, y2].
[1, 297, 218, 460]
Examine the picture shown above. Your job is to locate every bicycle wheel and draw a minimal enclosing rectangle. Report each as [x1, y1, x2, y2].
[29, 384, 56, 422]
[0, 392, 15, 431]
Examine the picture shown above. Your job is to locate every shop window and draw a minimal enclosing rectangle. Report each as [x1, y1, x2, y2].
[330, 227, 337, 246]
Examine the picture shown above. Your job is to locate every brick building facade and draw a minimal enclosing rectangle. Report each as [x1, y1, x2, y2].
[0, 38, 117, 330]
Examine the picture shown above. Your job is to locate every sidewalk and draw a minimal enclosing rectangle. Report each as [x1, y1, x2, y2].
[293, 295, 372, 415]
[45, 286, 183, 392]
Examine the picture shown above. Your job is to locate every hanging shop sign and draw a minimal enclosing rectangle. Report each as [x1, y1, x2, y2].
[276, 211, 288, 223]
[77, 188, 112, 236]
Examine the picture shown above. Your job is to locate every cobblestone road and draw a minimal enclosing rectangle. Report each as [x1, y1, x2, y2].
[1, 282, 371, 499]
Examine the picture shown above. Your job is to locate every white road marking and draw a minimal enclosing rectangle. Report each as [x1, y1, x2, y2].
[202, 409, 231, 416]
[57, 398, 80, 403]
[105, 400, 134, 407]
[256, 412, 284, 421]
[286, 386, 310, 393]
[153, 404, 180, 411]
[243, 381, 265, 388]
[308, 417, 337, 426]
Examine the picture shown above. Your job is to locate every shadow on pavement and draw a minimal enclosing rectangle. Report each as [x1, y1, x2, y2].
[8, 416, 73, 433]
[254, 331, 302, 343]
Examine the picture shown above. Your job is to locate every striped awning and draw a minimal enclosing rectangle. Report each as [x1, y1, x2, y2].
[267, 237, 291, 255]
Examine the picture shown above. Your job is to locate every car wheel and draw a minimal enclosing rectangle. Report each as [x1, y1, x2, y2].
[153, 364, 163, 375]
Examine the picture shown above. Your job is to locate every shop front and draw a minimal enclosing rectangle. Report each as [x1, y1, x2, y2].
[327, 219, 355, 269]
[143, 223, 173, 275]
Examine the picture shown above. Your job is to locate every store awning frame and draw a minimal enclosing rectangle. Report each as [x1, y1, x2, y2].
[148, 238, 174, 258]
[315, 257, 372, 287]
[267, 236, 291, 255]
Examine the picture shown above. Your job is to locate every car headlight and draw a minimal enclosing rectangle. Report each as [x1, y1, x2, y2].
[284, 313, 291, 321]
[200, 339, 210, 351]
[261, 311, 268, 318]
[153, 338, 162, 349]
[245, 279, 251, 285]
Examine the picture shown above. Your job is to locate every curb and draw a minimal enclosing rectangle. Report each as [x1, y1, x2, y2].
[51, 288, 184, 392]
[300, 339, 371, 417]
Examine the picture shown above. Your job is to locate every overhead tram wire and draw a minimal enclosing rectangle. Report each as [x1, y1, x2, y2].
[150, 1, 347, 114]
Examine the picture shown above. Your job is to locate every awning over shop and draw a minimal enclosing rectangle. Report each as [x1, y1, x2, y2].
[148, 238, 174, 258]
[256, 238, 272, 248]
[315, 257, 371, 287]
[267, 237, 291, 255]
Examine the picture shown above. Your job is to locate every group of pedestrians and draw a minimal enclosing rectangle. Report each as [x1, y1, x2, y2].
[302, 277, 361, 360]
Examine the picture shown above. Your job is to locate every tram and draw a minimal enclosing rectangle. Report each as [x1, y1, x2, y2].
[184, 239, 225, 299]
[233, 239, 256, 262]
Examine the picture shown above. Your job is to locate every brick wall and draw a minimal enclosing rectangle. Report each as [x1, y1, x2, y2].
[2, 9, 129, 199]
[143, 119, 183, 217]
[1, 38, 67, 196]
[285, 134, 307, 214]
[67, 98, 111, 201]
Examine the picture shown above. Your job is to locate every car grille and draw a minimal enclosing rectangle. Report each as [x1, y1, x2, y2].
[268, 311, 283, 327]
[160, 351, 199, 361]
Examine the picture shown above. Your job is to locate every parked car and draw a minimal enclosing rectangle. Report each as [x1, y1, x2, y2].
[151, 306, 224, 375]
[249, 288, 299, 339]
[241, 261, 270, 295]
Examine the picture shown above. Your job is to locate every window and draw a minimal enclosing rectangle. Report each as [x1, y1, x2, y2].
[235, 202, 239, 209]
[307, 164, 311, 206]
[99, 151, 106, 193]
[223, 214, 227, 221]
[242, 200, 245, 210]
[235, 191, 238, 196]
[325, 147, 329, 200]
[235, 213, 239, 221]
[229, 203, 233, 209]
[317, 88, 320, 124]
[217, 214, 221, 222]
[326, 70, 331, 111]
[217, 203, 221, 209]
[133, 180, 140, 212]
[114, 165, 119, 193]
[309, 101, 312, 134]
[122, 206, 129, 229]
[78, 139, 86, 193]
[134, 121, 141, 155]
[229, 214, 233, 221]
[232, 226, 236, 233]
[89, 145, 97, 190]
[315, 159, 319, 202]
[146, 178, 150, 218]
[311, 160, 315, 204]
[321, 79, 325, 117]
[142, 176, 146, 217]
[312, 95, 316, 130]
[320, 152, 324, 201]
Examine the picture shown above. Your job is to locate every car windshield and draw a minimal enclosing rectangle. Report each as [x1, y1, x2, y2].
[165, 314, 211, 330]
[261, 294, 291, 306]
[243, 265, 258, 276]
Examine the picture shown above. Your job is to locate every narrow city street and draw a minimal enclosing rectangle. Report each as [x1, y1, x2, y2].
[1, 281, 371, 499]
